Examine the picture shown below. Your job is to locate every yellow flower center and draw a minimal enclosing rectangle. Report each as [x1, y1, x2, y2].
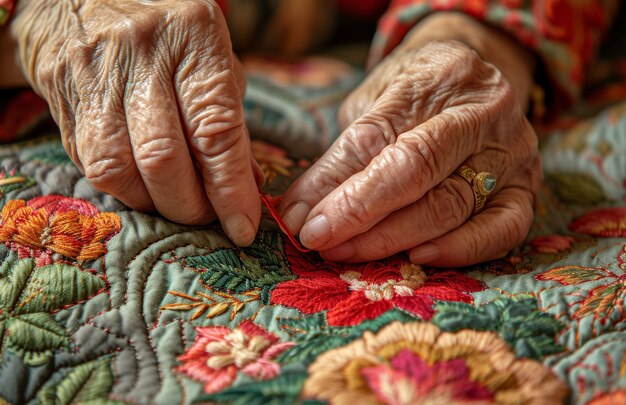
[204, 329, 271, 369]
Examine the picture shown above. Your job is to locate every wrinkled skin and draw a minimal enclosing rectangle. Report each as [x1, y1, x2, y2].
[11, 0, 263, 246]
[279, 16, 541, 266]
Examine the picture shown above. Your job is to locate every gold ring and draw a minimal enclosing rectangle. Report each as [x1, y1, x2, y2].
[454, 165, 496, 214]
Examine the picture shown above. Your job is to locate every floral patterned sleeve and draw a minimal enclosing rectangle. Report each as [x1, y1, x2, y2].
[0, 0, 14, 25]
[368, 0, 619, 106]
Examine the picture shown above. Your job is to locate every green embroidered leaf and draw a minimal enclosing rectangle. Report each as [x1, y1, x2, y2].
[14, 263, 106, 315]
[187, 232, 295, 303]
[37, 357, 115, 404]
[547, 172, 606, 206]
[28, 142, 74, 166]
[536, 265, 610, 285]
[278, 309, 419, 365]
[0, 257, 106, 315]
[0, 255, 33, 311]
[0, 254, 107, 366]
[433, 295, 565, 360]
[6, 313, 69, 366]
[195, 368, 322, 405]
[345, 309, 422, 339]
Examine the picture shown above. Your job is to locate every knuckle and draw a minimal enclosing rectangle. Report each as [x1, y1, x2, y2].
[335, 187, 372, 228]
[84, 156, 135, 191]
[192, 124, 245, 160]
[337, 123, 390, 170]
[179, 0, 216, 23]
[108, 11, 164, 45]
[395, 132, 443, 188]
[134, 137, 185, 175]
[354, 113, 399, 144]
[428, 180, 471, 229]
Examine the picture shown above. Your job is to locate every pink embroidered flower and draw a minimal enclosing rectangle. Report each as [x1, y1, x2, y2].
[303, 322, 569, 404]
[270, 244, 485, 326]
[362, 349, 494, 404]
[570, 207, 626, 237]
[175, 321, 294, 393]
[527, 235, 575, 254]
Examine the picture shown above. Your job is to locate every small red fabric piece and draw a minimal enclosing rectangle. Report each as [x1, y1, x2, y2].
[259, 191, 311, 252]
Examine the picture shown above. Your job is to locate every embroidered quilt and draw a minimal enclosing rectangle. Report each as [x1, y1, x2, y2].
[0, 59, 625, 405]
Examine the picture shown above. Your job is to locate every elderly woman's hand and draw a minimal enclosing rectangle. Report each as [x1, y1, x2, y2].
[279, 14, 542, 266]
[11, 0, 262, 245]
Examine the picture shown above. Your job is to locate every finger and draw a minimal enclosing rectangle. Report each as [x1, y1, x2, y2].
[75, 84, 154, 213]
[278, 59, 449, 234]
[408, 186, 534, 267]
[279, 93, 432, 235]
[318, 148, 513, 262]
[319, 175, 474, 262]
[175, 9, 260, 246]
[298, 108, 488, 250]
[126, 73, 215, 224]
[251, 157, 266, 187]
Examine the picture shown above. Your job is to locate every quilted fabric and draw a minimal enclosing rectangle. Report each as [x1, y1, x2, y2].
[0, 63, 625, 405]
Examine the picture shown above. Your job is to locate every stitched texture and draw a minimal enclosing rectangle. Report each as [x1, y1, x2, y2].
[0, 65, 625, 405]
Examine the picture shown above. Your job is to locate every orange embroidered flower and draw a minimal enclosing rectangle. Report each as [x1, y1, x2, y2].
[0, 195, 121, 265]
[251, 141, 295, 184]
[303, 322, 569, 405]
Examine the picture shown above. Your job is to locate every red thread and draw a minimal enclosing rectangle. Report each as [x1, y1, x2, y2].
[259, 191, 311, 252]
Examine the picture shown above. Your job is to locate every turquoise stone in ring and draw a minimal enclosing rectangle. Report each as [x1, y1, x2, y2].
[475, 172, 496, 196]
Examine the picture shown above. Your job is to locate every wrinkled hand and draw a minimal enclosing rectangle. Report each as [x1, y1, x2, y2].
[279, 38, 541, 266]
[12, 0, 263, 245]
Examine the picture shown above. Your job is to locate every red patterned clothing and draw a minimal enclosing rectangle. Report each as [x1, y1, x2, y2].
[0, 0, 13, 24]
[369, 0, 619, 106]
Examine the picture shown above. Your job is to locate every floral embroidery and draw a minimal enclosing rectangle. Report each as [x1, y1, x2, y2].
[175, 321, 294, 394]
[0, 196, 121, 266]
[0, 254, 107, 366]
[185, 231, 295, 304]
[570, 207, 626, 237]
[537, 265, 626, 321]
[270, 244, 484, 326]
[161, 289, 261, 321]
[302, 322, 569, 404]
[587, 390, 626, 405]
[0, 171, 36, 200]
[251, 141, 296, 184]
[527, 235, 575, 254]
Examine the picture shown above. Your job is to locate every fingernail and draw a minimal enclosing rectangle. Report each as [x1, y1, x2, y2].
[300, 214, 332, 248]
[321, 241, 356, 262]
[282, 202, 310, 234]
[223, 214, 256, 246]
[410, 243, 440, 264]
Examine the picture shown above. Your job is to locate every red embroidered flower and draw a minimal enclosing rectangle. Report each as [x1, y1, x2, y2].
[175, 321, 294, 393]
[0, 195, 121, 266]
[570, 207, 626, 237]
[270, 244, 485, 326]
[527, 235, 575, 254]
